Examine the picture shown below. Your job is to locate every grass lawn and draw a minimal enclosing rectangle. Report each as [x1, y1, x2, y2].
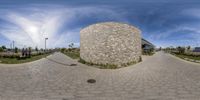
[173, 53, 200, 61]
[62, 51, 80, 59]
[0, 53, 50, 64]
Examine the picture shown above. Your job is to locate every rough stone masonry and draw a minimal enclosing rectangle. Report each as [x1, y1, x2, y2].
[80, 22, 141, 67]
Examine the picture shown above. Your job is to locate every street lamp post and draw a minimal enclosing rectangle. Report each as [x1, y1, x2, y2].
[45, 38, 48, 52]
[13, 41, 14, 49]
[10, 43, 12, 50]
[10, 41, 14, 53]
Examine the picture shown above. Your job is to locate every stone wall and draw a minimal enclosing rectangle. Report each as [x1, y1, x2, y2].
[80, 22, 141, 67]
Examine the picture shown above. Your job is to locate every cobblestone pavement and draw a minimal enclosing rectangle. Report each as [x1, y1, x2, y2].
[0, 52, 200, 100]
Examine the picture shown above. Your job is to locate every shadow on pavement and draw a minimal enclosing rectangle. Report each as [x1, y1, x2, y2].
[45, 58, 77, 66]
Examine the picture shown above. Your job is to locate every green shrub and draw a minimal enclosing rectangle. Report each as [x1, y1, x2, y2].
[0, 47, 3, 52]
[99, 64, 118, 69]
[143, 50, 154, 55]
[61, 48, 66, 53]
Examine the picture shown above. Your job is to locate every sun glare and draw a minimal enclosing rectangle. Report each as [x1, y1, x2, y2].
[28, 26, 38, 33]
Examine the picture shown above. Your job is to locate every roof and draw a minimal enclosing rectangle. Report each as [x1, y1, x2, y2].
[142, 38, 155, 47]
[194, 47, 200, 49]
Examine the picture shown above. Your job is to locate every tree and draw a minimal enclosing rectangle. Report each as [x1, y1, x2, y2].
[28, 47, 32, 57]
[68, 43, 74, 52]
[14, 47, 18, 53]
[22, 48, 25, 57]
[61, 48, 65, 53]
[40, 48, 42, 51]
[159, 47, 162, 51]
[0, 47, 3, 52]
[177, 46, 185, 54]
[35, 46, 38, 54]
[68, 43, 74, 48]
[2, 45, 6, 50]
[187, 46, 191, 51]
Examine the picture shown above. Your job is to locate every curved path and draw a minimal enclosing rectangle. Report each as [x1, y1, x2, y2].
[0, 52, 200, 100]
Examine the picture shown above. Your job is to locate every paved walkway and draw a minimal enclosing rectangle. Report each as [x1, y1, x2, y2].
[0, 52, 200, 100]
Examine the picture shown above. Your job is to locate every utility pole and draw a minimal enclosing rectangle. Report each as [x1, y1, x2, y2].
[10, 43, 12, 49]
[13, 41, 15, 53]
[13, 41, 14, 49]
[10, 43, 12, 52]
[45, 38, 48, 52]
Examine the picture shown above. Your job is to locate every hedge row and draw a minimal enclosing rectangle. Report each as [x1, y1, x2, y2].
[0, 52, 51, 59]
[0, 53, 20, 58]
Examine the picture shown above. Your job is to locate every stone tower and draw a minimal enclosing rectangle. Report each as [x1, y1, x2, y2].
[80, 22, 141, 67]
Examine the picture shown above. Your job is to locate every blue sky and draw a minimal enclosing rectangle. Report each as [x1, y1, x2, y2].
[0, 0, 200, 48]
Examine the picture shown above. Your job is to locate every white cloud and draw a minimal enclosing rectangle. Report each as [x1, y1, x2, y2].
[150, 25, 200, 39]
[148, 25, 200, 48]
[53, 28, 80, 48]
[0, 5, 124, 48]
[182, 8, 200, 18]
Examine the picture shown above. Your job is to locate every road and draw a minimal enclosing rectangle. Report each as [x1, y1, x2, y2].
[0, 52, 200, 100]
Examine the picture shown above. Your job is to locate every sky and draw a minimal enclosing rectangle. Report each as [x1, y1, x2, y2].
[0, 0, 200, 48]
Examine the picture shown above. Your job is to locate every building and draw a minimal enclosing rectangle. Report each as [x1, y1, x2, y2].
[142, 38, 155, 52]
[193, 47, 200, 52]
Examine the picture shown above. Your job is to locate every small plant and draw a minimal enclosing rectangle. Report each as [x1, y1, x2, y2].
[120, 59, 141, 67]
[78, 58, 86, 64]
[78, 57, 142, 69]
[79, 58, 118, 69]
[139, 56, 142, 62]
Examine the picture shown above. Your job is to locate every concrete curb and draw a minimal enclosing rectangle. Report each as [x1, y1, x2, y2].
[169, 53, 200, 65]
